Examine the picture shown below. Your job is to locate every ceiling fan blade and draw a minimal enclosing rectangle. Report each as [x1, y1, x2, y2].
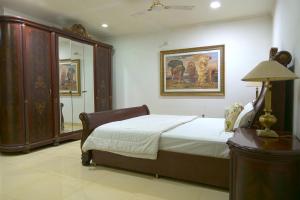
[165, 5, 195, 10]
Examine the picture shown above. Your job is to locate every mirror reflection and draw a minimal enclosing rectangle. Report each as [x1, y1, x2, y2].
[58, 37, 94, 134]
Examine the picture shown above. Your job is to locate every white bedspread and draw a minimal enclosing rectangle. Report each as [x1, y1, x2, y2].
[160, 118, 233, 158]
[82, 114, 198, 159]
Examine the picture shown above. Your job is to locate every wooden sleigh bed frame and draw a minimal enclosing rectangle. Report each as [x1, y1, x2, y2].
[79, 48, 292, 189]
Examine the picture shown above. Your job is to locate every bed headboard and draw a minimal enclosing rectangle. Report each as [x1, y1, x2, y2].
[270, 48, 293, 132]
[249, 48, 293, 130]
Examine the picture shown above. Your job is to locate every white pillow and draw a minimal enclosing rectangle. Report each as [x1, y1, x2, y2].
[233, 102, 254, 129]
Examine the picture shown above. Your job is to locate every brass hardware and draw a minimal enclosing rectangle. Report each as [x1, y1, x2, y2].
[35, 102, 46, 115]
[91, 160, 97, 167]
[64, 24, 91, 39]
[35, 76, 46, 89]
[256, 81, 278, 137]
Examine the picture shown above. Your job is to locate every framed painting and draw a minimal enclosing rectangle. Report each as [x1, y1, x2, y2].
[59, 59, 81, 96]
[160, 45, 225, 96]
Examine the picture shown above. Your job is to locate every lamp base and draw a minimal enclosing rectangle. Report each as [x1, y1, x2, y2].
[256, 129, 279, 138]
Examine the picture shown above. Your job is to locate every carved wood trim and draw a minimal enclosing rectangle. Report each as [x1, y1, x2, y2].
[0, 16, 112, 49]
[64, 24, 91, 39]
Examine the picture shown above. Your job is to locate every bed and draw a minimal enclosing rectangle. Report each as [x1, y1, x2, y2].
[79, 48, 292, 189]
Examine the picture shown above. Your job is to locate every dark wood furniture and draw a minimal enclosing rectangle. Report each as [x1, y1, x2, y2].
[80, 105, 230, 189]
[0, 16, 112, 152]
[227, 128, 300, 200]
[79, 83, 267, 189]
[269, 48, 294, 132]
[78, 48, 292, 189]
[60, 103, 64, 131]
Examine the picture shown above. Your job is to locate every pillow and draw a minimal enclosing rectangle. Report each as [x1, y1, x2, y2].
[233, 102, 254, 129]
[224, 103, 244, 131]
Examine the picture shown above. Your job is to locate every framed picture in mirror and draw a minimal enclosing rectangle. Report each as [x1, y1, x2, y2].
[59, 59, 81, 96]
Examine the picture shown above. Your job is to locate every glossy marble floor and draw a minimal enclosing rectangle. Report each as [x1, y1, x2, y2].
[0, 141, 229, 200]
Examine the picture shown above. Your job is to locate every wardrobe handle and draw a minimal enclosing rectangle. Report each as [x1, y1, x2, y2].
[49, 89, 52, 95]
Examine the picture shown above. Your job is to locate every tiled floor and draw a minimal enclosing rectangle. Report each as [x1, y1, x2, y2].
[0, 141, 229, 200]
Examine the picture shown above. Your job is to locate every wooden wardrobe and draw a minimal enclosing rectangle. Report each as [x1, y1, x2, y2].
[0, 16, 112, 152]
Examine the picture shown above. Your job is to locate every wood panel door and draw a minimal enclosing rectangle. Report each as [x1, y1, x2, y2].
[94, 45, 112, 111]
[23, 25, 54, 143]
[0, 22, 25, 146]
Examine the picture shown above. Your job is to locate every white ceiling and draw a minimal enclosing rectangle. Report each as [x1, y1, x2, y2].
[0, 0, 275, 38]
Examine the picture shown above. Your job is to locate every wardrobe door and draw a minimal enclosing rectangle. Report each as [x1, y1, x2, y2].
[0, 22, 25, 147]
[23, 25, 54, 143]
[58, 37, 94, 134]
[94, 45, 112, 111]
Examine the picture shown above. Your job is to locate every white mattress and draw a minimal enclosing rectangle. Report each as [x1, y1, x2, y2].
[159, 118, 233, 158]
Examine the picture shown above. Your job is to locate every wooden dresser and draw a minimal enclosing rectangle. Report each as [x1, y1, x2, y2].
[227, 128, 300, 200]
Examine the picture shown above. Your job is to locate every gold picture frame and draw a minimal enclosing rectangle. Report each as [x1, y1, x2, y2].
[59, 59, 81, 96]
[160, 45, 225, 96]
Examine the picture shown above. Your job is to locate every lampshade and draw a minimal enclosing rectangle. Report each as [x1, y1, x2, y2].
[242, 60, 298, 81]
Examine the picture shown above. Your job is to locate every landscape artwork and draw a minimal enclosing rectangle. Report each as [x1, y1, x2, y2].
[59, 59, 81, 96]
[160, 45, 224, 96]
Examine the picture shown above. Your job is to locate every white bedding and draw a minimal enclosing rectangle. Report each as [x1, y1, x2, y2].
[160, 118, 233, 158]
[82, 114, 198, 159]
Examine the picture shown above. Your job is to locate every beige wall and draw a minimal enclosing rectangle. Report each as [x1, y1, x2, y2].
[109, 16, 272, 117]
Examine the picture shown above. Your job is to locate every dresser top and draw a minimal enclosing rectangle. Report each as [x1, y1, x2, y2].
[227, 128, 300, 155]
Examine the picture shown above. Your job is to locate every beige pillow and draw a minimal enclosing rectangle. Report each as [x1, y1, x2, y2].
[225, 103, 244, 131]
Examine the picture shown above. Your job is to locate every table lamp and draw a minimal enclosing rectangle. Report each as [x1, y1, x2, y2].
[242, 60, 298, 137]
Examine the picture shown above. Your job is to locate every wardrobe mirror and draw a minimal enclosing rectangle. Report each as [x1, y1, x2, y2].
[58, 37, 95, 134]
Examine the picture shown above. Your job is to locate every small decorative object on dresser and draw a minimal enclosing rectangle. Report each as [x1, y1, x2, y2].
[227, 128, 300, 200]
[160, 45, 225, 96]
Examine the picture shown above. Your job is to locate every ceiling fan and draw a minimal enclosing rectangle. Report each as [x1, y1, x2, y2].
[147, 0, 195, 11]
[131, 0, 195, 16]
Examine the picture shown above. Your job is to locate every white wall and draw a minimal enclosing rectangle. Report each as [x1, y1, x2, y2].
[273, 0, 300, 137]
[0, 7, 4, 15]
[110, 16, 272, 117]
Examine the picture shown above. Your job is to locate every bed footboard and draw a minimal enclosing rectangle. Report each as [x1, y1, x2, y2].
[79, 105, 150, 165]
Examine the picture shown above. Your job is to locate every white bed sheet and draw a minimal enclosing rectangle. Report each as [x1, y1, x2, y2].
[82, 114, 198, 159]
[159, 118, 233, 158]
